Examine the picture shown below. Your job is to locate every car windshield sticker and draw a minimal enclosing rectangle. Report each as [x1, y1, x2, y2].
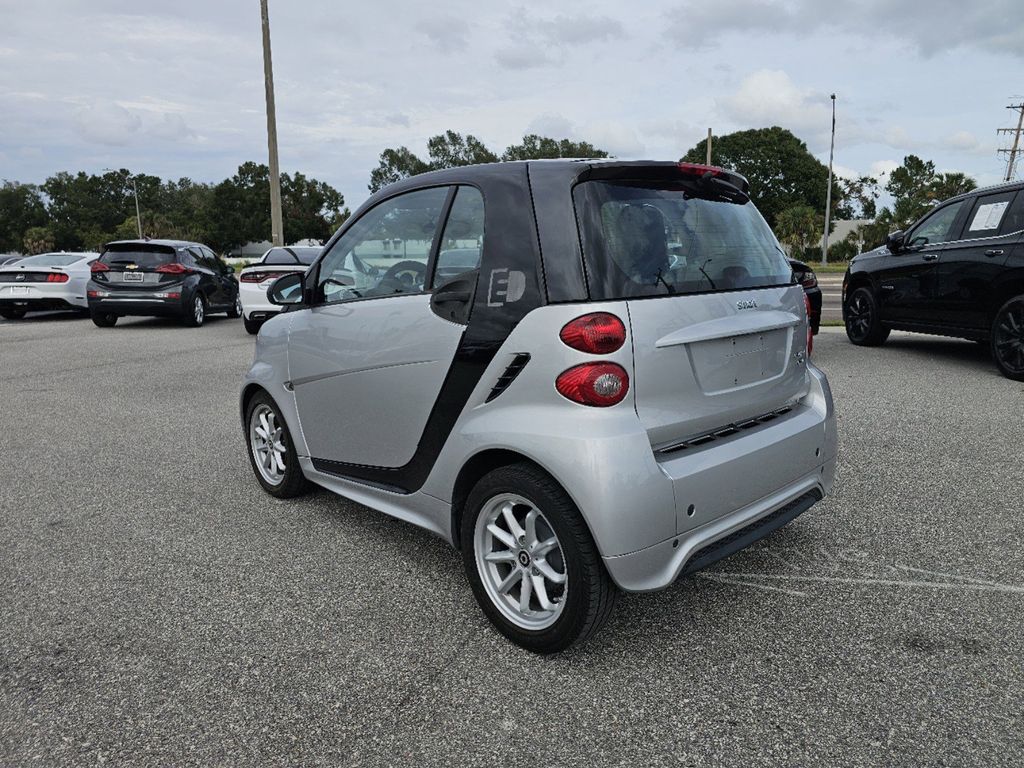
[968, 201, 1010, 232]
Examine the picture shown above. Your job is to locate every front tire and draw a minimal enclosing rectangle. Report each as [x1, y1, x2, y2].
[461, 463, 617, 654]
[182, 293, 206, 327]
[90, 311, 117, 327]
[227, 293, 243, 318]
[991, 295, 1024, 381]
[245, 391, 310, 498]
[845, 286, 890, 346]
[1, 306, 27, 320]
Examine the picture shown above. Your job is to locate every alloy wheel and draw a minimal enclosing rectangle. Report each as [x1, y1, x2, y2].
[194, 296, 205, 325]
[994, 302, 1024, 375]
[249, 404, 286, 484]
[474, 493, 568, 630]
[847, 293, 871, 340]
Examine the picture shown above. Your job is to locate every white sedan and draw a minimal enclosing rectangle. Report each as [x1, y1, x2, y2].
[238, 246, 322, 334]
[0, 251, 100, 320]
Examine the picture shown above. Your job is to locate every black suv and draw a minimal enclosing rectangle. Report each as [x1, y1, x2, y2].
[843, 181, 1024, 380]
[88, 239, 241, 328]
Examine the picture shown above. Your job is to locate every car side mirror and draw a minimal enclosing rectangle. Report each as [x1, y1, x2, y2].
[267, 272, 304, 307]
[885, 231, 905, 252]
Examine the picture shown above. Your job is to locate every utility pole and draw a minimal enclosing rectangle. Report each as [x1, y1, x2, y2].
[131, 178, 142, 238]
[705, 128, 712, 165]
[821, 93, 836, 267]
[260, 0, 284, 246]
[997, 101, 1024, 182]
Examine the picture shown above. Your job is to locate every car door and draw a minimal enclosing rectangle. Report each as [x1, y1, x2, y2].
[208, 248, 238, 308]
[876, 198, 969, 325]
[935, 190, 1019, 331]
[188, 247, 222, 307]
[287, 185, 476, 470]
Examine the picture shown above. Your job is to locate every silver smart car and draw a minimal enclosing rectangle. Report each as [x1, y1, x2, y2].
[241, 160, 837, 653]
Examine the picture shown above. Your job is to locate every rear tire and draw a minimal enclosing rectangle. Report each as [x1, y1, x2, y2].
[845, 286, 890, 346]
[243, 316, 262, 335]
[460, 463, 617, 654]
[991, 295, 1024, 382]
[182, 293, 206, 327]
[245, 391, 310, 498]
[227, 293, 243, 318]
[1, 306, 27, 320]
[90, 311, 117, 328]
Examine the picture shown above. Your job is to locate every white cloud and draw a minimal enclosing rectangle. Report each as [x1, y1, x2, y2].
[416, 16, 471, 52]
[73, 101, 142, 146]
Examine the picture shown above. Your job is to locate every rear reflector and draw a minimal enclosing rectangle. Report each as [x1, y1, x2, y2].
[559, 313, 626, 354]
[46, 273, 69, 283]
[555, 362, 629, 407]
[87, 289, 109, 298]
[156, 263, 191, 275]
[90, 261, 110, 273]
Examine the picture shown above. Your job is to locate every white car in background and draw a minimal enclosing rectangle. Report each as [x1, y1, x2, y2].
[0, 251, 99, 320]
[237, 246, 322, 334]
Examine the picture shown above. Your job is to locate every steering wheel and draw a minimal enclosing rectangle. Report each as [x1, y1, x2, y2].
[380, 260, 427, 289]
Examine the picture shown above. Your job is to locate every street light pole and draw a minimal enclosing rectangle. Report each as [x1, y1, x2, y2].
[821, 93, 836, 266]
[260, 0, 284, 247]
[131, 178, 142, 238]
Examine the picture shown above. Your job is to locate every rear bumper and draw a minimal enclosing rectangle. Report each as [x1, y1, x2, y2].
[240, 282, 278, 320]
[0, 284, 87, 310]
[601, 363, 837, 592]
[88, 296, 187, 317]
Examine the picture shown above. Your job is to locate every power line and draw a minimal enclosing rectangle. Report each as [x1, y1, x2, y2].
[997, 101, 1024, 182]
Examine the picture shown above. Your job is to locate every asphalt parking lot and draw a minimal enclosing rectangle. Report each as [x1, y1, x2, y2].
[2, 313, 1022, 767]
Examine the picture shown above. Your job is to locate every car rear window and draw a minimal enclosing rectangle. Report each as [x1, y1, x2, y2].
[573, 180, 792, 299]
[12, 253, 85, 267]
[100, 245, 176, 268]
[263, 247, 320, 266]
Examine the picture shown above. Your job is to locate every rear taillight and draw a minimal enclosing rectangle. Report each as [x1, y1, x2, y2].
[555, 363, 629, 407]
[239, 271, 287, 283]
[804, 294, 814, 356]
[799, 271, 818, 289]
[90, 261, 110, 273]
[156, 262, 191, 275]
[559, 313, 626, 354]
[46, 273, 69, 283]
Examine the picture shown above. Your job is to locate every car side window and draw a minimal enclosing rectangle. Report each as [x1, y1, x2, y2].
[315, 186, 450, 304]
[960, 191, 1016, 239]
[1000, 192, 1024, 236]
[186, 248, 206, 268]
[906, 200, 967, 247]
[432, 186, 485, 288]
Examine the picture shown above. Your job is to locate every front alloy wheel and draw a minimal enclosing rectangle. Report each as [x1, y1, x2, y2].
[992, 296, 1024, 381]
[244, 392, 309, 497]
[845, 286, 890, 346]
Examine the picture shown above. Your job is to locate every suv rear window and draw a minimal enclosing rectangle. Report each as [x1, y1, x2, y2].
[574, 181, 792, 299]
[100, 244, 176, 268]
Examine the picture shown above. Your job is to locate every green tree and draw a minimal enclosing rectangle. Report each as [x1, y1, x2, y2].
[0, 182, 48, 253]
[22, 226, 55, 255]
[368, 131, 497, 193]
[282, 171, 348, 244]
[835, 175, 880, 220]
[774, 205, 819, 256]
[501, 135, 609, 161]
[682, 127, 833, 228]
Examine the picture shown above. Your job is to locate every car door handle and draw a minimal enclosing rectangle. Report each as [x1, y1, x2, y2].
[984, 249, 1004, 257]
[921, 253, 938, 261]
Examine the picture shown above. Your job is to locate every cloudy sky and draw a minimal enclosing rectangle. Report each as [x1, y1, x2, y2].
[1, 0, 1021, 212]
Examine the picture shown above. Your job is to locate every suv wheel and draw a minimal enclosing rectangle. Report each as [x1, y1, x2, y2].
[1, 306, 27, 320]
[183, 293, 206, 327]
[91, 311, 117, 328]
[845, 286, 890, 346]
[991, 296, 1024, 381]
[245, 391, 310, 498]
[243, 316, 262, 335]
[227, 293, 243, 318]
[461, 463, 617, 653]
